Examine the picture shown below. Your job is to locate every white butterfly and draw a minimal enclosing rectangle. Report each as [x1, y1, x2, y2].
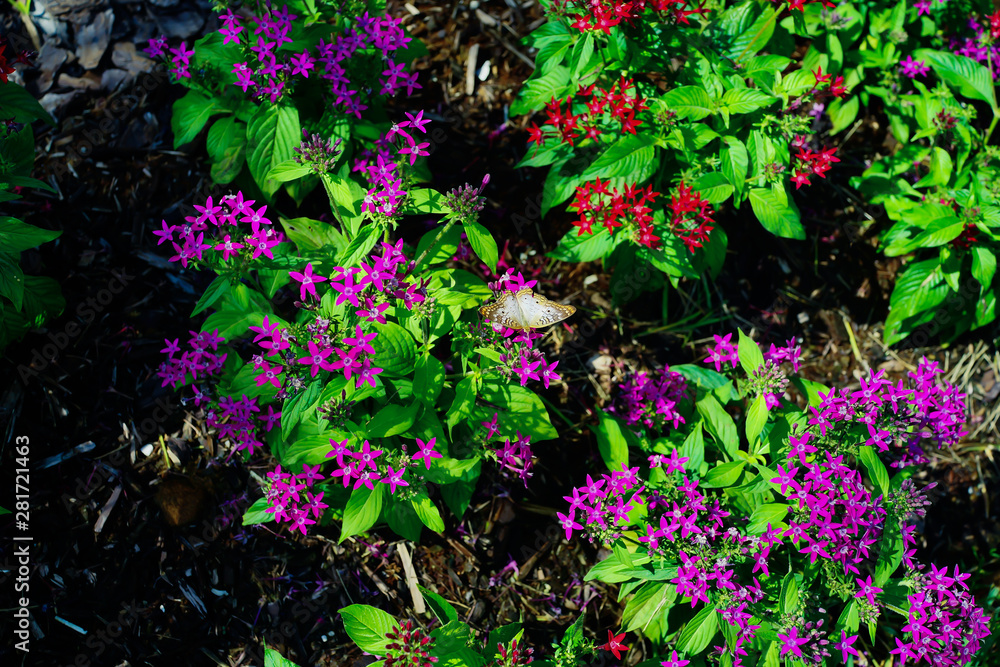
[479, 288, 576, 330]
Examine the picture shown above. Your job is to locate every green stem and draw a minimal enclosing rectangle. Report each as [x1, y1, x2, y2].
[413, 216, 458, 269]
[986, 48, 999, 146]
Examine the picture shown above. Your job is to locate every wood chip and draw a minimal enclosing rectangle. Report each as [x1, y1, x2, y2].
[397, 543, 425, 614]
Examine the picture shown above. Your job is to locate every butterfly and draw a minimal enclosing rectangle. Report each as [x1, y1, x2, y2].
[479, 288, 576, 330]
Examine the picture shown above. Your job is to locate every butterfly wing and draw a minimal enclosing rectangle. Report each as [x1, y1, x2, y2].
[479, 290, 527, 329]
[518, 290, 576, 328]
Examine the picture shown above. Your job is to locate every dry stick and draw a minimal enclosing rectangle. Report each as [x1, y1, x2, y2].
[397, 543, 426, 614]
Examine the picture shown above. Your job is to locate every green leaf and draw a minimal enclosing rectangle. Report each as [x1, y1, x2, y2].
[0, 255, 26, 310]
[780, 572, 799, 613]
[340, 484, 386, 541]
[745, 393, 768, 446]
[474, 381, 558, 441]
[412, 489, 445, 533]
[414, 354, 445, 407]
[972, 246, 997, 290]
[859, 445, 890, 497]
[206, 116, 247, 184]
[722, 138, 749, 200]
[418, 585, 459, 624]
[446, 375, 479, 430]
[242, 496, 276, 526]
[371, 321, 417, 378]
[828, 95, 860, 134]
[549, 226, 621, 263]
[464, 220, 499, 273]
[172, 90, 222, 147]
[593, 412, 631, 470]
[737, 329, 765, 375]
[282, 380, 322, 441]
[337, 222, 380, 268]
[339, 604, 399, 655]
[676, 605, 718, 654]
[0, 83, 55, 125]
[200, 308, 261, 342]
[720, 88, 776, 114]
[247, 104, 302, 198]
[747, 503, 789, 534]
[929, 147, 953, 186]
[264, 647, 303, 667]
[581, 133, 658, 180]
[884, 259, 948, 345]
[191, 275, 232, 316]
[511, 66, 571, 116]
[265, 160, 313, 183]
[691, 172, 734, 205]
[696, 395, 738, 457]
[367, 402, 419, 438]
[0, 216, 61, 252]
[407, 188, 449, 214]
[281, 216, 343, 253]
[913, 49, 996, 105]
[874, 520, 903, 587]
[700, 461, 746, 488]
[664, 86, 714, 120]
[748, 188, 805, 239]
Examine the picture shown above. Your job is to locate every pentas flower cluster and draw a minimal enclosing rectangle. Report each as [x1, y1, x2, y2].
[0, 34, 33, 84]
[668, 182, 715, 252]
[790, 137, 840, 189]
[561, 336, 984, 666]
[152, 191, 286, 268]
[322, 436, 441, 497]
[527, 77, 647, 147]
[483, 413, 536, 485]
[491, 639, 534, 666]
[248, 240, 428, 396]
[899, 54, 931, 79]
[157, 331, 282, 457]
[608, 368, 688, 430]
[949, 14, 1000, 80]
[146, 6, 418, 114]
[570, 179, 659, 242]
[352, 111, 432, 217]
[264, 464, 329, 535]
[293, 129, 342, 175]
[478, 270, 563, 389]
[384, 620, 438, 667]
[548, 0, 709, 34]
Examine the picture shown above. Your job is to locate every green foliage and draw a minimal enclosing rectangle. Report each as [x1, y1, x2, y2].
[0, 51, 63, 352]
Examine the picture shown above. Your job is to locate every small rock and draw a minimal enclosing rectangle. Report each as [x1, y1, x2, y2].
[100, 68, 129, 91]
[39, 89, 81, 115]
[36, 41, 70, 93]
[148, 0, 179, 6]
[75, 8, 114, 69]
[112, 42, 153, 78]
[154, 10, 206, 40]
[58, 71, 101, 90]
[35, 0, 107, 17]
[118, 111, 160, 150]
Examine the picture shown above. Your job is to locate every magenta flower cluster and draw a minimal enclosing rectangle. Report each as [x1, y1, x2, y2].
[248, 240, 428, 395]
[157, 330, 281, 456]
[323, 436, 440, 493]
[152, 191, 285, 268]
[265, 463, 330, 535]
[482, 270, 563, 388]
[558, 334, 983, 666]
[353, 111, 432, 217]
[949, 15, 1000, 80]
[609, 368, 688, 430]
[145, 6, 419, 113]
[482, 413, 535, 485]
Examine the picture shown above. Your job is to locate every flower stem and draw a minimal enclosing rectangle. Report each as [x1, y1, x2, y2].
[413, 216, 458, 269]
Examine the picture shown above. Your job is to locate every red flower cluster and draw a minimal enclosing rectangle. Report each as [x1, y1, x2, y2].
[551, 0, 709, 34]
[570, 178, 659, 241]
[528, 77, 647, 147]
[669, 182, 715, 252]
[384, 620, 438, 667]
[0, 36, 32, 84]
[951, 223, 980, 249]
[787, 0, 837, 12]
[790, 142, 839, 189]
[812, 65, 847, 99]
[989, 11, 1000, 41]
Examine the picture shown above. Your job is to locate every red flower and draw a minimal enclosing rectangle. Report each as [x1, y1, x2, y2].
[600, 630, 629, 659]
